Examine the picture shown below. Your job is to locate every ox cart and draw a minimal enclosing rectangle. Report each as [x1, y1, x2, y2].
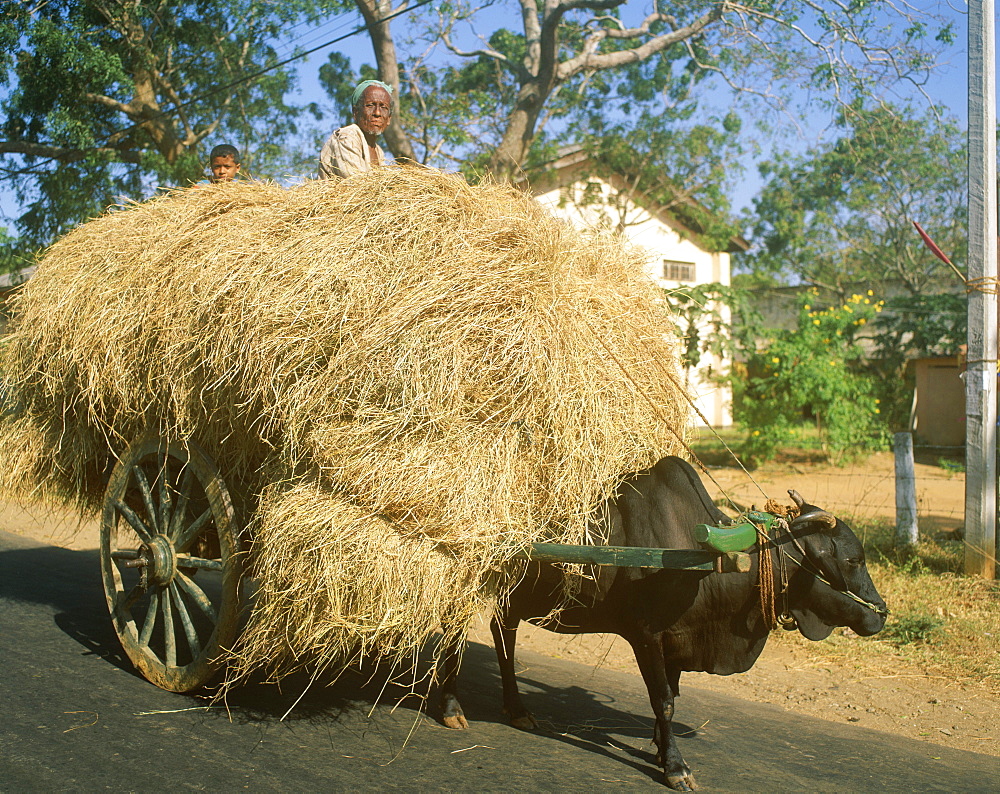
[101, 436, 769, 693]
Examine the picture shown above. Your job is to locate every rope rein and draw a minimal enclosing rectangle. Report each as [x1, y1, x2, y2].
[577, 312, 770, 511]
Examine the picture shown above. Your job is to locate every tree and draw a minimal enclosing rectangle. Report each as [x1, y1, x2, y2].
[662, 281, 762, 394]
[738, 105, 968, 299]
[340, 0, 955, 178]
[0, 0, 330, 267]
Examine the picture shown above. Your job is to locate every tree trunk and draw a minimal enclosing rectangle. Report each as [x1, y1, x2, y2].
[354, 0, 419, 164]
[486, 83, 545, 179]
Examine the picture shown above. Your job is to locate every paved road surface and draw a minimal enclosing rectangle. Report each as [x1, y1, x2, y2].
[1, 529, 995, 792]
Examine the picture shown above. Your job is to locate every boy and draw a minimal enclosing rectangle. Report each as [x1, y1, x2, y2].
[208, 144, 241, 183]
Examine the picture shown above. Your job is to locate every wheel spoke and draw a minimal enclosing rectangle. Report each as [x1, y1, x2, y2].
[117, 581, 146, 613]
[113, 498, 153, 543]
[175, 507, 213, 554]
[177, 555, 224, 572]
[168, 467, 194, 542]
[138, 589, 159, 647]
[170, 581, 201, 659]
[162, 589, 176, 668]
[132, 464, 159, 534]
[174, 570, 218, 623]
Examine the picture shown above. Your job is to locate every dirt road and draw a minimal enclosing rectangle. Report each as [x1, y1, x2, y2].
[4, 453, 996, 759]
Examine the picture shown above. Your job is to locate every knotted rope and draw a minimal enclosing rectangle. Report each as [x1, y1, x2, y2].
[966, 275, 1000, 295]
[755, 525, 778, 630]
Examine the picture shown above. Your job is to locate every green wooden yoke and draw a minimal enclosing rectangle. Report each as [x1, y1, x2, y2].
[510, 511, 775, 571]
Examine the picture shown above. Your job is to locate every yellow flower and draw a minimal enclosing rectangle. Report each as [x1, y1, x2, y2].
[875, 398, 881, 404]
[867, 290, 874, 296]
[844, 305, 853, 313]
[874, 408, 881, 414]
[804, 304, 811, 311]
[771, 357, 780, 364]
[752, 430, 760, 436]
[856, 318, 867, 325]
[813, 319, 820, 325]
[863, 298, 870, 304]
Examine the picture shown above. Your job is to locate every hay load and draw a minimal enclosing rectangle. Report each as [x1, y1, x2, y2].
[0, 167, 690, 678]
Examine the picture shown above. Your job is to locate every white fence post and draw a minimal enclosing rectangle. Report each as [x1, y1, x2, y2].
[894, 432, 918, 550]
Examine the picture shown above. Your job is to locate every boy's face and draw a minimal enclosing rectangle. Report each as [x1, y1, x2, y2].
[209, 155, 240, 183]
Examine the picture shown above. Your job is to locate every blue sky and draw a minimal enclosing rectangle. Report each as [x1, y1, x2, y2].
[278, 1, 978, 212]
[0, 1, 988, 226]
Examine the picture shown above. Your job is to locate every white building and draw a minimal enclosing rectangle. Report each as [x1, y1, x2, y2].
[520, 147, 746, 428]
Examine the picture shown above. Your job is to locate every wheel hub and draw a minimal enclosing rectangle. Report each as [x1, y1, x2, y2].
[124, 535, 176, 588]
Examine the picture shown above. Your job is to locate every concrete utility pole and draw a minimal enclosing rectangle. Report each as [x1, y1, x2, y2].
[966, 0, 998, 578]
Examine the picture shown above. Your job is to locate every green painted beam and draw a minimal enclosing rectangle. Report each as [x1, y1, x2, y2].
[515, 542, 716, 570]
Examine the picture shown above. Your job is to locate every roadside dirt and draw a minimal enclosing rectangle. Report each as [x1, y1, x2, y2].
[485, 624, 1000, 760]
[476, 452, 999, 759]
[5, 452, 997, 758]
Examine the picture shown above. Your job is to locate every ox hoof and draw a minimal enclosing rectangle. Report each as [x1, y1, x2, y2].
[441, 694, 469, 730]
[507, 712, 539, 730]
[665, 771, 697, 791]
[443, 712, 470, 730]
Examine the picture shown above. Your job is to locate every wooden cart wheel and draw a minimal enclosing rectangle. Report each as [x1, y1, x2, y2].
[100, 436, 242, 692]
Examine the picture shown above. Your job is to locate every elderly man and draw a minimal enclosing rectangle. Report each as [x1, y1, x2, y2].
[319, 80, 393, 179]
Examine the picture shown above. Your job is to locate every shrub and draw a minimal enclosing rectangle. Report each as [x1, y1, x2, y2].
[734, 291, 890, 466]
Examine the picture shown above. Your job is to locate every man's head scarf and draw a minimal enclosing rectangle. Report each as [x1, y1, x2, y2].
[352, 80, 393, 109]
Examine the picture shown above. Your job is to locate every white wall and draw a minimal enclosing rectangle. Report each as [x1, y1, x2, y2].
[534, 178, 733, 427]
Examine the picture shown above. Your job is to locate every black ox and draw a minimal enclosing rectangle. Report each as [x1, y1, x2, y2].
[440, 455, 888, 790]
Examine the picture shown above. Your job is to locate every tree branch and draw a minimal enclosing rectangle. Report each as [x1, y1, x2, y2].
[557, 4, 726, 81]
[81, 93, 135, 115]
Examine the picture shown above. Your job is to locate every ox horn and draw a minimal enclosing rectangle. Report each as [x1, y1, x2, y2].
[790, 509, 838, 532]
[788, 489, 804, 509]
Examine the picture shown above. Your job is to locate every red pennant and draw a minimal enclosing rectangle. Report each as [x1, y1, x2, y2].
[912, 220, 954, 267]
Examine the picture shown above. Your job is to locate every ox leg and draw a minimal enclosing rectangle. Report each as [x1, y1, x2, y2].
[491, 612, 538, 729]
[629, 636, 696, 791]
[439, 634, 469, 729]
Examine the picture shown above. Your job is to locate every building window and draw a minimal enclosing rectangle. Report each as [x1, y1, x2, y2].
[663, 260, 696, 282]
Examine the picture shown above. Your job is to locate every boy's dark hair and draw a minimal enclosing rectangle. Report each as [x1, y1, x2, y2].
[209, 144, 241, 163]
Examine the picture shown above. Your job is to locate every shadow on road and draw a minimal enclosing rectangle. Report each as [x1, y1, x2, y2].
[0, 543, 138, 678]
[1, 537, 687, 786]
[6, 535, 998, 791]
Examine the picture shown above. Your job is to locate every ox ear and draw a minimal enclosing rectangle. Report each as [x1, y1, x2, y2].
[790, 509, 839, 534]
